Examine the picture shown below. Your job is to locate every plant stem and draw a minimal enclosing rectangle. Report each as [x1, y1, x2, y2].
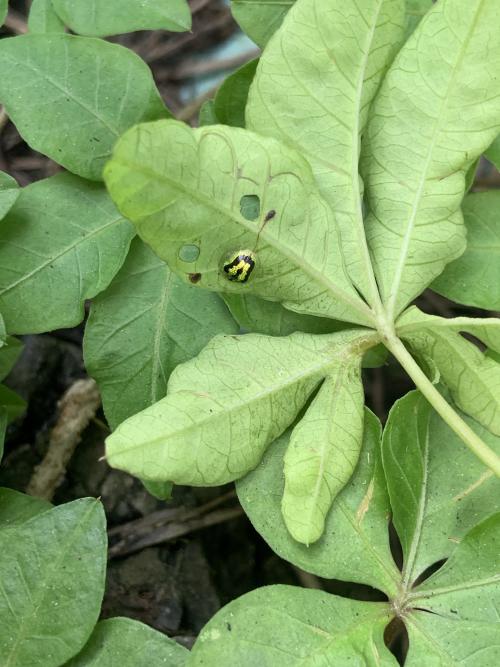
[386, 334, 500, 477]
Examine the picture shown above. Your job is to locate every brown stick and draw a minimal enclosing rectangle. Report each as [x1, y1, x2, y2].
[26, 379, 101, 501]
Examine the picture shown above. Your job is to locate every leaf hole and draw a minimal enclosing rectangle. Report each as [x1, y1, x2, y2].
[411, 559, 447, 588]
[240, 195, 260, 221]
[384, 616, 408, 665]
[389, 519, 404, 572]
[179, 244, 200, 262]
[319, 577, 388, 603]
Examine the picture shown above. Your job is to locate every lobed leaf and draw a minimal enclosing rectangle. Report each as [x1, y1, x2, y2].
[104, 120, 372, 326]
[383, 391, 500, 588]
[0, 171, 19, 222]
[28, 0, 65, 33]
[397, 307, 500, 435]
[237, 411, 400, 595]
[432, 192, 500, 309]
[246, 0, 405, 302]
[67, 617, 189, 667]
[0, 173, 134, 334]
[189, 586, 396, 666]
[84, 238, 238, 430]
[363, 0, 500, 319]
[0, 34, 169, 181]
[282, 362, 365, 545]
[0, 498, 107, 667]
[52, 0, 191, 37]
[105, 329, 377, 487]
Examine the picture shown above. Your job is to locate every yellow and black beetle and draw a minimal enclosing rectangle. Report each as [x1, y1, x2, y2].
[223, 249, 256, 283]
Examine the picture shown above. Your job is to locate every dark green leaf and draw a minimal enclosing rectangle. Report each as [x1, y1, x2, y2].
[0, 336, 23, 381]
[213, 59, 258, 128]
[0, 170, 19, 222]
[0, 488, 51, 528]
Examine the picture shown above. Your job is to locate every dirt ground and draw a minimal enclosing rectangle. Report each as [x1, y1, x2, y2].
[1, 0, 498, 659]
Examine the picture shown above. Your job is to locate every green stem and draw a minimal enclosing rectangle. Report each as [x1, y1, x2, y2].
[385, 334, 500, 477]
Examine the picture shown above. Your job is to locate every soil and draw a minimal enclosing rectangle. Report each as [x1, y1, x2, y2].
[1, 1, 499, 661]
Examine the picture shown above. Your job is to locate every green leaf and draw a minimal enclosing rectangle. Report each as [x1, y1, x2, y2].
[282, 361, 365, 545]
[237, 411, 400, 595]
[404, 0, 433, 37]
[363, 0, 500, 320]
[28, 0, 65, 33]
[141, 480, 173, 501]
[213, 59, 258, 128]
[190, 586, 396, 666]
[383, 391, 500, 588]
[484, 133, 500, 170]
[0, 498, 107, 667]
[105, 329, 378, 487]
[52, 0, 191, 36]
[0, 173, 134, 334]
[104, 120, 372, 326]
[198, 100, 219, 127]
[432, 192, 500, 310]
[0, 34, 169, 181]
[230, 0, 296, 47]
[397, 308, 500, 436]
[246, 0, 405, 302]
[66, 617, 189, 666]
[0, 409, 6, 462]
[0, 385, 26, 422]
[84, 237, 238, 430]
[0, 488, 51, 529]
[0, 171, 19, 222]
[0, 0, 7, 27]
[0, 336, 23, 382]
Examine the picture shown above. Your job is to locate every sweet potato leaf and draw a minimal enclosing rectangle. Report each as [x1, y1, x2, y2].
[0, 171, 19, 222]
[0, 488, 51, 528]
[237, 411, 400, 595]
[67, 617, 189, 667]
[213, 59, 258, 128]
[104, 120, 372, 326]
[0, 498, 106, 667]
[0, 34, 169, 180]
[189, 586, 396, 666]
[0, 173, 134, 334]
[363, 0, 500, 319]
[432, 192, 500, 309]
[84, 237, 238, 430]
[246, 0, 405, 302]
[383, 391, 500, 587]
[52, 0, 191, 37]
[28, 0, 65, 33]
[105, 329, 378, 487]
[404, 0, 433, 37]
[282, 361, 365, 545]
[230, 0, 296, 47]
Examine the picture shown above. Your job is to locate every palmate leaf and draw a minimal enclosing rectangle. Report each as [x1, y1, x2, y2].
[362, 0, 500, 320]
[432, 192, 500, 309]
[105, 329, 378, 489]
[246, 0, 405, 302]
[397, 308, 500, 436]
[104, 120, 372, 326]
[84, 238, 238, 430]
[51, 0, 191, 37]
[189, 587, 396, 666]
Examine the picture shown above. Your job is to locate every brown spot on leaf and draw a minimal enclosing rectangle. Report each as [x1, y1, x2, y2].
[188, 273, 202, 283]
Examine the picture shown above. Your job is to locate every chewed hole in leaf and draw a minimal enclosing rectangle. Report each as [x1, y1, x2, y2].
[240, 194, 260, 221]
[322, 578, 388, 603]
[389, 520, 403, 572]
[411, 558, 447, 588]
[384, 616, 408, 666]
[178, 244, 200, 262]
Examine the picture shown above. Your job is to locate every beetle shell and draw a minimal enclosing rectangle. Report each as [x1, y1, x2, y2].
[223, 249, 256, 283]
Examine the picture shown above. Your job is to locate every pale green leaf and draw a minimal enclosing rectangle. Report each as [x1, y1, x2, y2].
[237, 411, 400, 595]
[67, 617, 189, 667]
[104, 120, 372, 326]
[432, 192, 500, 309]
[52, 0, 191, 36]
[397, 307, 500, 435]
[383, 390, 500, 588]
[189, 586, 396, 666]
[214, 59, 258, 128]
[484, 133, 500, 170]
[0, 34, 169, 181]
[0, 0, 6, 27]
[363, 0, 500, 319]
[0, 173, 134, 335]
[247, 0, 405, 302]
[0, 171, 19, 222]
[230, 0, 295, 47]
[0, 488, 51, 529]
[0, 498, 107, 667]
[282, 362, 365, 545]
[411, 513, 500, 622]
[406, 613, 500, 666]
[105, 329, 378, 487]
[84, 238, 238, 430]
[404, 0, 433, 37]
[28, 0, 65, 33]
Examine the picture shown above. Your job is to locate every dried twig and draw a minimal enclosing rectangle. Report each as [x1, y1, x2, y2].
[26, 379, 101, 501]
